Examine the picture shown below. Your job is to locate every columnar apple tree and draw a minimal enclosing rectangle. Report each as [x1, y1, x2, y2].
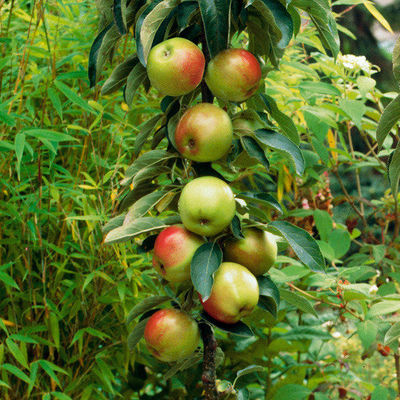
[90, 0, 339, 398]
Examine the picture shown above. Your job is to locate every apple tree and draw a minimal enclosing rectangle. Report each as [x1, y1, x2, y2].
[89, 0, 340, 398]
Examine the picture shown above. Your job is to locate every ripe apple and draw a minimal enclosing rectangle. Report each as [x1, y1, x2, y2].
[200, 262, 259, 324]
[144, 309, 200, 362]
[205, 48, 262, 102]
[152, 225, 204, 282]
[178, 176, 236, 236]
[175, 103, 233, 162]
[146, 37, 205, 96]
[223, 228, 278, 276]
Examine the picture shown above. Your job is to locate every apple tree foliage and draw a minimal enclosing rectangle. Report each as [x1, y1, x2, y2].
[84, 0, 400, 398]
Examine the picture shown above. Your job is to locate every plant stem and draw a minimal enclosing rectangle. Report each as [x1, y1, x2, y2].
[395, 352, 400, 395]
[199, 323, 219, 400]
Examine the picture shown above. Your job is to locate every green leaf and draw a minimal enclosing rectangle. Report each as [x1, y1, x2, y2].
[0, 271, 19, 290]
[0, 109, 16, 126]
[339, 99, 367, 129]
[273, 384, 311, 400]
[241, 136, 269, 170]
[257, 276, 280, 317]
[231, 215, 244, 239]
[140, 0, 179, 63]
[237, 192, 283, 214]
[393, 37, 400, 83]
[377, 94, 400, 149]
[124, 62, 147, 107]
[24, 129, 77, 143]
[389, 145, 400, 199]
[255, 129, 304, 175]
[313, 209, 333, 242]
[234, 365, 264, 385]
[368, 300, 400, 317]
[1, 363, 31, 384]
[201, 313, 254, 337]
[371, 386, 389, 400]
[279, 289, 317, 317]
[357, 320, 377, 350]
[384, 321, 400, 346]
[133, 114, 164, 156]
[299, 81, 341, 98]
[54, 80, 94, 113]
[260, 94, 299, 144]
[113, 0, 127, 34]
[269, 221, 325, 272]
[281, 326, 332, 341]
[124, 191, 169, 223]
[104, 216, 181, 244]
[6, 338, 28, 369]
[328, 229, 350, 259]
[127, 296, 171, 324]
[51, 392, 73, 400]
[128, 318, 149, 350]
[47, 87, 63, 119]
[101, 55, 138, 95]
[191, 242, 223, 301]
[198, 0, 231, 58]
[49, 313, 60, 350]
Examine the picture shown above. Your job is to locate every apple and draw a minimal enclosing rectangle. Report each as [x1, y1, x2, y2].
[205, 48, 262, 102]
[146, 37, 205, 96]
[200, 262, 259, 324]
[152, 225, 205, 282]
[144, 309, 200, 362]
[178, 176, 236, 236]
[175, 103, 233, 162]
[223, 228, 278, 276]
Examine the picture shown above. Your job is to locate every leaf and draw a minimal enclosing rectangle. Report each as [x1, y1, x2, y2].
[24, 129, 77, 143]
[101, 55, 138, 95]
[0, 110, 15, 126]
[272, 384, 311, 400]
[299, 81, 341, 97]
[279, 289, 318, 317]
[198, 0, 231, 58]
[281, 327, 332, 341]
[357, 320, 377, 350]
[368, 300, 400, 317]
[102, 214, 126, 234]
[54, 81, 94, 113]
[201, 313, 254, 337]
[124, 62, 147, 106]
[128, 318, 149, 350]
[191, 242, 223, 301]
[393, 37, 400, 83]
[385, 321, 400, 345]
[269, 221, 325, 272]
[260, 94, 299, 144]
[164, 352, 203, 380]
[6, 338, 28, 369]
[371, 386, 389, 400]
[1, 364, 31, 384]
[104, 215, 181, 244]
[133, 114, 164, 156]
[313, 209, 333, 242]
[47, 87, 63, 119]
[339, 99, 367, 129]
[0, 271, 19, 290]
[235, 364, 264, 380]
[140, 0, 179, 64]
[113, 0, 127, 34]
[241, 136, 269, 170]
[377, 94, 400, 149]
[254, 0, 293, 49]
[389, 145, 400, 199]
[237, 192, 283, 214]
[127, 296, 171, 324]
[255, 129, 304, 175]
[257, 276, 280, 317]
[231, 215, 244, 239]
[363, 1, 392, 33]
[88, 24, 121, 87]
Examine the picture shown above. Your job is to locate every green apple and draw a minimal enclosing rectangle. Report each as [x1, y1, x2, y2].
[205, 48, 262, 102]
[200, 262, 259, 324]
[152, 225, 205, 282]
[144, 309, 200, 362]
[147, 37, 205, 96]
[223, 228, 278, 276]
[175, 103, 233, 162]
[178, 176, 236, 236]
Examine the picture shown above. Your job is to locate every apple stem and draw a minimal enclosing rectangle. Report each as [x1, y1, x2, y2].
[199, 322, 219, 400]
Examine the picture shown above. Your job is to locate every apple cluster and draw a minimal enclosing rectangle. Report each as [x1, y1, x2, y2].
[141, 38, 277, 363]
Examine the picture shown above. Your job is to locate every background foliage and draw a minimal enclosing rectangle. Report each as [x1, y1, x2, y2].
[1, 0, 400, 399]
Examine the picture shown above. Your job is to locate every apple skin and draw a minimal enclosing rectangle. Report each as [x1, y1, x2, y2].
[144, 309, 200, 362]
[200, 262, 259, 324]
[223, 228, 278, 276]
[152, 225, 205, 282]
[175, 103, 233, 162]
[178, 176, 236, 237]
[205, 48, 262, 102]
[147, 38, 205, 97]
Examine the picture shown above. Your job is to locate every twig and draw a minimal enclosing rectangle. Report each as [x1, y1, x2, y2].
[395, 352, 400, 395]
[199, 323, 219, 400]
